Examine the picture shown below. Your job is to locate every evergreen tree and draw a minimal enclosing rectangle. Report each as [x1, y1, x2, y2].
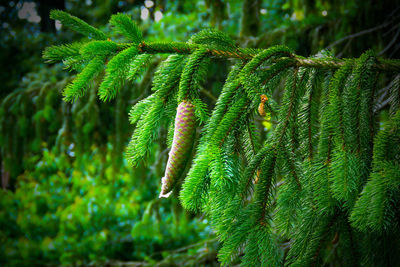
[44, 10, 400, 266]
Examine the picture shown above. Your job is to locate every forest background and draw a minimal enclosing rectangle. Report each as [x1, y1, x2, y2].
[1, 0, 399, 266]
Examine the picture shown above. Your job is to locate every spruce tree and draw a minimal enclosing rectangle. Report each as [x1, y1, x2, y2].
[44, 10, 400, 266]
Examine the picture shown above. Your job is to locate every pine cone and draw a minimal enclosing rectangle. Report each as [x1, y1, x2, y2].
[159, 100, 196, 198]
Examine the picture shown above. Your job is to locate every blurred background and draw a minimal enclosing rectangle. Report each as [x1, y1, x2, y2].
[1, 0, 399, 265]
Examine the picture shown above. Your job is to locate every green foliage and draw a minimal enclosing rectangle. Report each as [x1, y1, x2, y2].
[126, 54, 186, 167]
[1, 0, 396, 265]
[80, 41, 118, 57]
[178, 47, 210, 102]
[0, 147, 210, 266]
[188, 28, 237, 50]
[350, 110, 400, 232]
[50, 10, 107, 40]
[389, 74, 400, 116]
[63, 55, 105, 102]
[126, 97, 165, 166]
[109, 13, 143, 43]
[37, 10, 400, 267]
[43, 42, 83, 63]
[127, 54, 153, 81]
[0, 59, 212, 266]
[98, 46, 138, 101]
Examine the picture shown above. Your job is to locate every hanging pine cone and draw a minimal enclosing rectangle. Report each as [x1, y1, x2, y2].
[159, 100, 196, 198]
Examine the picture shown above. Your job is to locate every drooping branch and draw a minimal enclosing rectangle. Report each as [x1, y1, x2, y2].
[131, 42, 400, 72]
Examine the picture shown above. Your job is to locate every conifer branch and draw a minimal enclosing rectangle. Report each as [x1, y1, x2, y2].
[98, 46, 138, 101]
[136, 42, 400, 71]
[178, 48, 210, 102]
[63, 55, 105, 102]
[43, 42, 83, 63]
[44, 11, 400, 266]
[109, 13, 143, 43]
[50, 10, 107, 40]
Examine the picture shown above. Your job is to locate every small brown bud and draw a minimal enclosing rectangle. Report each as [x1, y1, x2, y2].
[258, 94, 268, 117]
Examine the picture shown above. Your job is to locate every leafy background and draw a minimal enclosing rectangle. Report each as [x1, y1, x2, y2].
[1, 0, 399, 265]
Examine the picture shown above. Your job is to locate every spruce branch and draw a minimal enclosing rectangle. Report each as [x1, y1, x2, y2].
[127, 54, 153, 81]
[350, 110, 400, 232]
[329, 51, 377, 209]
[177, 48, 210, 102]
[43, 42, 83, 63]
[389, 74, 400, 115]
[98, 46, 138, 101]
[126, 98, 165, 166]
[274, 67, 299, 145]
[136, 42, 400, 72]
[128, 94, 155, 124]
[43, 11, 400, 267]
[188, 28, 237, 50]
[179, 63, 246, 212]
[50, 10, 107, 40]
[150, 54, 186, 99]
[326, 61, 354, 148]
[126, 55, 186, 167]
[63, 55, 105, 102]
[80, 40, 118, 57]
[109, 13, 143, 43]
[239, 143, 273, 201]
[298, 68, 319, 160]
